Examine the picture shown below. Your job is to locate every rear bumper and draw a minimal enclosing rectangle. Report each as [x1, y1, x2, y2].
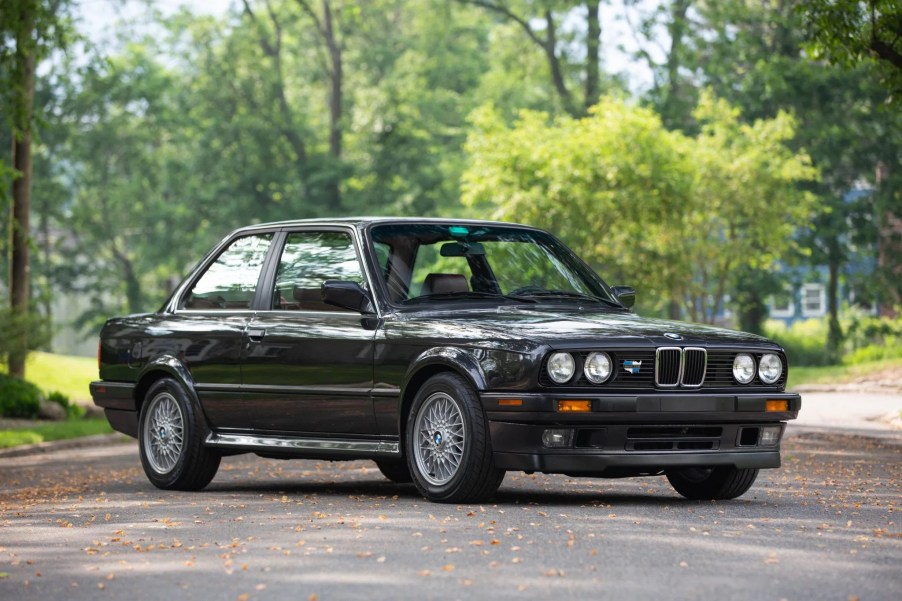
[91, 381, 138, 437]
[481, 391, 798, 475]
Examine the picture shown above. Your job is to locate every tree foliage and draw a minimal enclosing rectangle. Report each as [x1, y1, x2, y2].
[462, 94, 817, 322]
[4, 0, 900, 353]
[802, 0, 902, 100]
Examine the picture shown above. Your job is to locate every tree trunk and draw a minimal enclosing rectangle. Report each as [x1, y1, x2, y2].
[584, 1, 601, 111]
[661, 0, 691, 129]
[38, 196, 53, 344]
[826, 254, 842, 363]
[8, 5, 36, 379]
[543, 10, 576, 116]
[668, 298, 681, 320]
[111, 245, 143, 315]
[322, 0, 343, 208]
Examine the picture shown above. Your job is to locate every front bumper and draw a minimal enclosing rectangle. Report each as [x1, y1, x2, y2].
[481, 391, 799, 475]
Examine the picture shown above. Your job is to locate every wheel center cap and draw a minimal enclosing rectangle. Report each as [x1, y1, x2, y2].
[159, 427, 167, 440]
[433, 431, 443, 446]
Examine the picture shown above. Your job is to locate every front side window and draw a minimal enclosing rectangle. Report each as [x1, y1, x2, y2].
[183, 233, 273, 310]
[272, 231, 365, 311]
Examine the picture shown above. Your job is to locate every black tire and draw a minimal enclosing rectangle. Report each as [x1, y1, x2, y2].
[375, 460, 413, 483]
[138, 378, 220, 491]
[666, 466, 759, 500]
[405, 373, 505, 503]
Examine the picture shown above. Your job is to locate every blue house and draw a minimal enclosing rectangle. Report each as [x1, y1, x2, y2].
[766, 185, 879, 326]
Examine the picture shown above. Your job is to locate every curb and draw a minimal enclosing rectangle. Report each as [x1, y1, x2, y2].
[0, 433, 130, 459]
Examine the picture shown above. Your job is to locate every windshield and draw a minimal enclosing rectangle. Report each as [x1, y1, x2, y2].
[369, 223, 621, 307]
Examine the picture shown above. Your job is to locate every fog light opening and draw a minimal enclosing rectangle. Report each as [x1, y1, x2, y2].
[542, 428, 573, 448]
[759, 426, 782, 447]
[739, 427, 760, 447]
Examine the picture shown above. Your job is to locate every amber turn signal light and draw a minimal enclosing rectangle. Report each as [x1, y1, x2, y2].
[765, 400, 789, 412]
[498, 399, 523, 407]
[557, 399, 592, 413]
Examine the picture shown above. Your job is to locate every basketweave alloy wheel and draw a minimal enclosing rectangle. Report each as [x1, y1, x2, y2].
[405, 373, 504, 503]
[137, 378, 221, 491]
[142, 391, 185, 475]
[665, 466, 760, 500]
[413, 391, 467, 486]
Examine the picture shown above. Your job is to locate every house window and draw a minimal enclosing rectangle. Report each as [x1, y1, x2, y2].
[769, 286, 795, 319]
[801, 283, 826, 317]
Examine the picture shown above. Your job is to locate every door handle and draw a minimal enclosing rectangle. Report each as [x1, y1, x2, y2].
[247, 328, 266, 342]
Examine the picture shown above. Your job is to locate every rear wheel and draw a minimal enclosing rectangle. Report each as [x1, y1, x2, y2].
[666, 466, 759, 500]
[138, 378, 220, 491]
[406, 373, 504, 503]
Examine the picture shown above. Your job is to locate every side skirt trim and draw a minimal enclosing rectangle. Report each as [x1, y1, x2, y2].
[205, 432, 401, 456]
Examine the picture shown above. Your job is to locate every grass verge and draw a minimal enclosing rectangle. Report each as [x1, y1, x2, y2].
[0, 418, 113, 449]
[787, 357, 902, 390]
[26, 351, 96, 402]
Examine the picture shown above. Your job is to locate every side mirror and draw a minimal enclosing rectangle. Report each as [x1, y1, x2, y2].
[611, 285, 636, 308]
[322, 280, 375, 314]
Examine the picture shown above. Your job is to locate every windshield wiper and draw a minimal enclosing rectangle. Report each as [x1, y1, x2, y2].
[401, 291, 537, 304]
[510, 290, 624, 308]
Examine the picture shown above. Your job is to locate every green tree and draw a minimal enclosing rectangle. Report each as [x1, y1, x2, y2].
[0, 0, 69, 377]
[457, 1, 617, 116]
[461, 94, 816, 322]
[628, 0, 901, 353]
[803, 0, 902, 98]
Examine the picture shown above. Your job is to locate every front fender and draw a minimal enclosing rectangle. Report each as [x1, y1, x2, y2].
[403, 347, 488, 392]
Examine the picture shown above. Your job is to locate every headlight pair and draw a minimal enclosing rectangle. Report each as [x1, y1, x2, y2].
[547, 351, 612, 384]
[733, 353, 783, 384]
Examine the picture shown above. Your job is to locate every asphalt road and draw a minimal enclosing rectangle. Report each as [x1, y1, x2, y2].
[1, 426, 900, 601]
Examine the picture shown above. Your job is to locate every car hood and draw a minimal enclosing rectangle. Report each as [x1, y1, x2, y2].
[391, 306, 775, 349]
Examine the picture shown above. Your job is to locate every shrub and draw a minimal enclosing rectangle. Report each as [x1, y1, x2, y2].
[843, 310, 902, 365]
[0, 374, 42, 418]
[763, 319, 832, 367]
[844, 338, 902, 365]
[47, 390, 85, 419]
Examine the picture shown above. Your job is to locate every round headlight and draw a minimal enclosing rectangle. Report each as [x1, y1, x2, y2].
[584, 352, 613, 384]
[547, 352, 576, 384]
[732, 353, 756, 384]
[758, 353, 783, 384]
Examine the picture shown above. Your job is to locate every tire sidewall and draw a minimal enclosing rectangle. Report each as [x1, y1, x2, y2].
[406, 374, 482, 501]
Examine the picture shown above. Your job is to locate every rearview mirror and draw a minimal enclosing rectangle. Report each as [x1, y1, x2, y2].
[440, 241, 485, 257]
[322, 281, 375, 314]
[611, 285, 636, 308]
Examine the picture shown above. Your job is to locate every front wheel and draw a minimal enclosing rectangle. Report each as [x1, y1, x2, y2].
[138, 378, 220, 491]
[406, 373, 504, 503]
[666, 466, 759, 500]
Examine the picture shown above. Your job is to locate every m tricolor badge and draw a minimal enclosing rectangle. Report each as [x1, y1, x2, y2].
[623, 360, 642, 374]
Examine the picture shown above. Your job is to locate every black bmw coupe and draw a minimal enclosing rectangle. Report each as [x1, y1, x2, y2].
[91, 218, 800, 503]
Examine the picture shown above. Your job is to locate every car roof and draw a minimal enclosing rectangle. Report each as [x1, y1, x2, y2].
[230, 216, 536, 235]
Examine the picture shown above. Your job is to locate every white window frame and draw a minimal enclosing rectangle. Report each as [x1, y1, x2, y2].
[768, 285, 795, 319]
[800, 283, 826, 318]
